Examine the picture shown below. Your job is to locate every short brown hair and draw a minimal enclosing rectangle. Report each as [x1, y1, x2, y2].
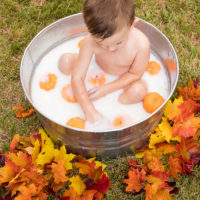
[83, 0, 135, 39]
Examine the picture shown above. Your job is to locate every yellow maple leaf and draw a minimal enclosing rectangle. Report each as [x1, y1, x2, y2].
[51, 160, 69, 184]
[9, 151, 31, 169]
[54, 145, 75, 171]
[36, 145, 54, 166]
[69, 175, 86, 195]
[9, 152, 27, 168]
[40, 129, 54, 147]
[87, 157, 107, 170]
[135, 148, 156, 159]
[159, 117, 172, 143]
[164, 97, 183, 120]
[36, 129, 55, 166]
[156, 143, 177, 155]
[149, 127, 165, 148]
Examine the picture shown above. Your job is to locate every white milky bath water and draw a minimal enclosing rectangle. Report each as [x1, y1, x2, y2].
[31, 36, 170, 131]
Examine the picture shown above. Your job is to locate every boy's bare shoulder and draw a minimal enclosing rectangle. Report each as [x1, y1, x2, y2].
[131, 27, 150, 51]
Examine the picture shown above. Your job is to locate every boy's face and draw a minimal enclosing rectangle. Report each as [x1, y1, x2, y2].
[94, 26, 130, 52]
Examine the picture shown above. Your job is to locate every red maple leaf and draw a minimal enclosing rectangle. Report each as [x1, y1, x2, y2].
[30, 131, 41, 142]
[192, 77, 199, 88]
[85, 174, 111, 194]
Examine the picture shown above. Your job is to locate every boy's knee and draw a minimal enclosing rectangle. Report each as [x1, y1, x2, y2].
[58, 53, 76, 75]
[118, 80, 147, 104]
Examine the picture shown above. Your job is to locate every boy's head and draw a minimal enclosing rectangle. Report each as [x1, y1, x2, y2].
[83, 0, 135, 40]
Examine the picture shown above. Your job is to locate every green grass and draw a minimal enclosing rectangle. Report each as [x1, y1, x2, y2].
[0, 0, 200, 199]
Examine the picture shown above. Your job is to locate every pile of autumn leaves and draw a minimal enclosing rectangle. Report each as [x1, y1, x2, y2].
[124, 78, 200, 199]
[0, 78, 199, 200]
[0, 130, 110, 200]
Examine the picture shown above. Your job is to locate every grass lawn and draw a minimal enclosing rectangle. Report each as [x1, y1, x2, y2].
[0, 0, 200, 199]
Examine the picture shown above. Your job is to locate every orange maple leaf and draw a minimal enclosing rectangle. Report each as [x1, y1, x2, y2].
[12, 104, 35, 118]
[51, 181, 66, 192]
[10, 134, 20, 153]
[7, 167, 48, 197]
[21, 168, 48, 192]
[175, 99, 197, 123]
[73, 158, 96, 178]
[152, 188, 172, 200]
[172, 116, 200, 139]
[145, 184, 153, 200]
[124, 167, 146, 192]
[176, 140, 190, 162]
[143, 154, 165, 172]
[178, 78, 200, 101]
[51, 160, 69, 184]
[14, 183, 38, 200]
[168, 155, 182, 179]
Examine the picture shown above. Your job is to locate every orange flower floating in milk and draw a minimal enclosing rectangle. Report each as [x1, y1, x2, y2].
[112, 115, 132, 128]
[87, 70, 106, 86]
[39, 73, 57, 91]
[62, 84, 77, 103]
[145, 61, 161, 75]
[143, 92, 165, 113]
[66, 117, 85, 129]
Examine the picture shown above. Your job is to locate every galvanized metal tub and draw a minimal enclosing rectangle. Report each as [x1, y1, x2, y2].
[20, 13, 179, 158]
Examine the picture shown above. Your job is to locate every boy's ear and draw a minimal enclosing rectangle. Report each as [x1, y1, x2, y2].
[132, 18, 140, 26]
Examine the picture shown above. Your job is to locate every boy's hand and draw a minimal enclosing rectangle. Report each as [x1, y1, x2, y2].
[86, 114, 112, 130]
[88, 85, 108, 101]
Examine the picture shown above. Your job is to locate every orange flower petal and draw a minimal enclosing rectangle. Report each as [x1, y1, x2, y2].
[145, 61, 161, 75]
[88, 71, 106, 86]
[39, 73, 57, 91]
[62, 84, 77, 103]
[112, 115, 132, 128]
[143, 92, 165, 113]
[66, 117, 85, 129]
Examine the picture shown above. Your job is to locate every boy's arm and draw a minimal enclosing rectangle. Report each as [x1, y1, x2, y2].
[71, 37, 102, 122]
[88, 41, 150, 100]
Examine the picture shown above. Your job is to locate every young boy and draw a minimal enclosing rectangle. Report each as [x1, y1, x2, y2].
[58, 0, 150, 124]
